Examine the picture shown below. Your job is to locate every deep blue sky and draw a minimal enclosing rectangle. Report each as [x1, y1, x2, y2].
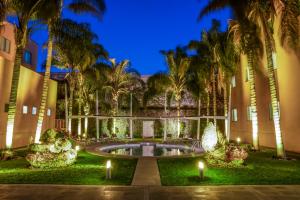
[32, 0, 231, 75]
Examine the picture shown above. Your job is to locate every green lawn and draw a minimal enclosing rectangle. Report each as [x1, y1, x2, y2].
[0, 150, 137, 185]
[158, 149, 300, 185]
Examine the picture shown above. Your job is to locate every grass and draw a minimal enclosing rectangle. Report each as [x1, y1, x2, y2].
[158, 149, 300, 186]
[0, 150, 137, 185]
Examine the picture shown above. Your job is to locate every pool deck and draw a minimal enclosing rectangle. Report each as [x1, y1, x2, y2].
[1, 184, 300, 200]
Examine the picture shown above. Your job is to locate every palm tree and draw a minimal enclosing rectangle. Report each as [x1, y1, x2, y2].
[229, 19, 263, 150]
[52, 19, 102, 137]
[199, 0, 299, 157]
[34, 0, 106, 143]
[187, 40, 212, 139]
[200, 1, 263, 150]
[144, 50, 191, 138]
[101, 59, 137, 136]
[247, 0, 299, 158]
[4, 0, 45, 149]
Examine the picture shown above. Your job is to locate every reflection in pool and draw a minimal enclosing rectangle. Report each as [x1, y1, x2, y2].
[100, 143, 194, 157]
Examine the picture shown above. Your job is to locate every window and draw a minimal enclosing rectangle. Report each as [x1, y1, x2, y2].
[247, 106, 252, 121]
[0, 36, 11, 53]
[22, 106, 28, 114]
[231, 76, 236, 88]
[245, 67, 250, 82]
[272, 52, 277, 69]
[232, 108, 238, 122]
[269, 102, 280, 120]
[47, 108, 51, 116]
[23, 50, 32, 64]
[32, 107, 37, 115]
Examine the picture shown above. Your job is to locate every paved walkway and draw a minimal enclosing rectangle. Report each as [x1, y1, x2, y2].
[0, 185, 300, 200]
[131, 157, 161, 186]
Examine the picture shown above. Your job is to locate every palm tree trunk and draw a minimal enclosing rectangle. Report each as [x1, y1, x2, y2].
[34, 31, 53, 143]
[129, 92, 133, 139]
[64, 83, 68, 132]
[5, 46, 24, 149]
[197, 94, 201, 140]
[112, 96, 118, 135]
[224, 85, 228, 140]
[206, 94, 210, 124]
[227, 84, 232, 142]
[68, 87, 73, 133]
[77, 74, 83, 137]
[177, 100, 180, 138]
[78, 95, 82, 137]
[247, 51, 259, 150]
[265, 40, 285, 158]
[95, 90, 99, 140]
[212, 71, 217, 126]
[84, 104, 89, 138]
[163, 92, 167, 141]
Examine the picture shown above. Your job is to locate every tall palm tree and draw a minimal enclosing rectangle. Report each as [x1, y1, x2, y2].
[200, 0, 263, 150]
[4, 0, 45, 149]
[52, 19, 102, 137]
[247, 0, 299, 158]
[200, 0, 300, 157]
[34, 0, 106, 143]
[101, 59, 137, 136]
[187, 40, 212, 139]
[144, 50, 191, 137]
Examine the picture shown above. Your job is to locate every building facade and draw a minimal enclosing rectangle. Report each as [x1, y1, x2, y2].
[0, 22, 57, 149]
[230, 18, 300, 153]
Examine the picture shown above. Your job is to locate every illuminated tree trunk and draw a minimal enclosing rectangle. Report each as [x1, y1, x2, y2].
[176, 99, 181, 138]
[206, 94, 210, 124]
[95, 90, 99, 140]
[129, 92, 133, 139]
[112, 95, 118, 135]
[163, 92, 167, 141]
[77, 73, 83, 137]
[212, 70, 217, 126]
[247, 51, 259, 150]
[5, 45, 24, 149]
[227, 84, 232, 142]
[224, 84, 228, 140]
[34, 31, 53, 143]
[265, 40, 285, 158]
[84, 104, 89, 138]
[68, 86, 74, 133]
[65, 83, 68, 132]
[197, 94, 201, 140]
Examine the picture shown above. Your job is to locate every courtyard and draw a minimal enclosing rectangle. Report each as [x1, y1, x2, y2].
[1, 0, 300, 200]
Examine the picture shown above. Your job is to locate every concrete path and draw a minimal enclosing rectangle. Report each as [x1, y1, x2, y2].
[1, 185, 300, 200]
[131, 157, 161, 186]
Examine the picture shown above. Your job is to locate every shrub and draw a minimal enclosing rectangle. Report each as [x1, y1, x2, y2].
[26, 129, 77, 168]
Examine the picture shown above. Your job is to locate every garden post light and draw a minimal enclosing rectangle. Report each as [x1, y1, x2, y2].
[237, 137, 241, 145]
[75, 145, 80, 151]
[106, 160, 112, 179]
[198, 161, 204, 180]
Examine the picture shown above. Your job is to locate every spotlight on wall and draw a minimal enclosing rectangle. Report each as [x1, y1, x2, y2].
[106, 160, 112, 179]
[198, 161, 204, 180]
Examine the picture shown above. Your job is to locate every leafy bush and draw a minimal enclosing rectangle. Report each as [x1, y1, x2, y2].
[205, 143, 248, 168]
[26, 129, 77, 168]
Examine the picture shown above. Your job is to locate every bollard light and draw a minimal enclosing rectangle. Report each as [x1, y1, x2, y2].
[106, 160, 112, 179]
[237, 137, 241, 145]
[198, 161, 204, 180]
[75, 145, 80, 151]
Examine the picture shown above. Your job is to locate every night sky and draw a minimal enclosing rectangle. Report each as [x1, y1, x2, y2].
[31, 0, 231, 74]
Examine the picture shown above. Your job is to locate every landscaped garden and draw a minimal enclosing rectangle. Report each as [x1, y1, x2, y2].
[0, 149, 137, 185]
[158, 149, 300, 186]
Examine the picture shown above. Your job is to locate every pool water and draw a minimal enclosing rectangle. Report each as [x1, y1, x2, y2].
[100, 143, 193, 157]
